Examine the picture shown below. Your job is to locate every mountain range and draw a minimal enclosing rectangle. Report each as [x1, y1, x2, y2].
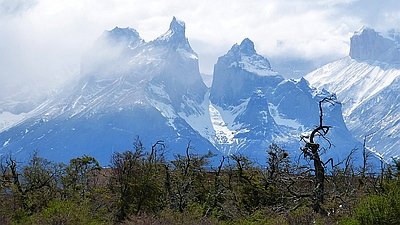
[0, 18, 383, 165]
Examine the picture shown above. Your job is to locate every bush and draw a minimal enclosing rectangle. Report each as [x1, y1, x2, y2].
[339, 217, 360, 225]
[14, 200, 107, 225]
[353, 181, 400, 225]
[222, 209, 287, 225]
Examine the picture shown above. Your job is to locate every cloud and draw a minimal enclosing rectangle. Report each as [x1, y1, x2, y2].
[0, 0, 37, 15]
[0, 0, 399, 100]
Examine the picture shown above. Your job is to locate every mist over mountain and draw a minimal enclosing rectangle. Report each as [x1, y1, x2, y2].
[269, 57, 330, 79]
[0, 18, 372, 165]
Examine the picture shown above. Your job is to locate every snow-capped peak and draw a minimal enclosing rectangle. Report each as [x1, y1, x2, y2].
[155, 17, 187, 44]
[151, 17, 196, 57]
[224, 38, 276, 76]
[104, 26, 143, 46]
[238, 38, 257, 55]
[169, 16, 185, 34]
[228, 38, 256, 56]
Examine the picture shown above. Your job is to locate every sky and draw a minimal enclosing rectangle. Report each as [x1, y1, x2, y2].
[0, 0, 399, 98]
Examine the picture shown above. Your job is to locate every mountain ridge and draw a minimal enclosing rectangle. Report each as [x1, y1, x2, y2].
[0, 18, 362, 165]
[306, 27, 400, 160]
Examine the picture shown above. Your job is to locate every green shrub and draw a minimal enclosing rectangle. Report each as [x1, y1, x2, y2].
[339, 217, 361, 225]
[353, 181, 400, 225]
[222, 209, 287, 225]
[13, 200, 107, 225]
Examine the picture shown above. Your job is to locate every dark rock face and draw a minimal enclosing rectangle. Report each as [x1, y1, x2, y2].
[350, 28, 400, 65]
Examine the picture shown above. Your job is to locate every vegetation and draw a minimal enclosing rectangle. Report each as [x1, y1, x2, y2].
[0, 141, 398, 225]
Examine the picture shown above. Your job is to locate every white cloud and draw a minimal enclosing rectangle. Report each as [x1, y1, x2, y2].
[0, 0, 398, 98]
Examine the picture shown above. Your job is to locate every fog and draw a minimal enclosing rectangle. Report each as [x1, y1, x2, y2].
[0, 0, 399, 108]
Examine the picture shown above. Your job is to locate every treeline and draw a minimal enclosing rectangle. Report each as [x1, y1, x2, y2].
[0, 139, 399, 225]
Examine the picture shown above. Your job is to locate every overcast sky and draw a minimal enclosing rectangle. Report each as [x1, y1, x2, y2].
[0, 0, 399, 94]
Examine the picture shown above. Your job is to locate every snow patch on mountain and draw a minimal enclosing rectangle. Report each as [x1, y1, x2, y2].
[200, 73, 213, 87]
[179, 92, 250, 153]
[178, 93, 215, 140]
[147, 98, 177, 130]
[232, 55, 278, 76]
[306, 56, 400, 116]
[148, 83, 171, 101]
[268, 103, 303, 130]
[177, 48, 198, 60]
[227, 38, 277, 77]
[209, 103, 237, 145]
[0, 112, 27, 132]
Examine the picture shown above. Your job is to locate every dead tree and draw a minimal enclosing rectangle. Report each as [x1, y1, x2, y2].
[149, 140, 165, 166]
[361, 133, 374, 178]
[300, 95, 337, 214]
